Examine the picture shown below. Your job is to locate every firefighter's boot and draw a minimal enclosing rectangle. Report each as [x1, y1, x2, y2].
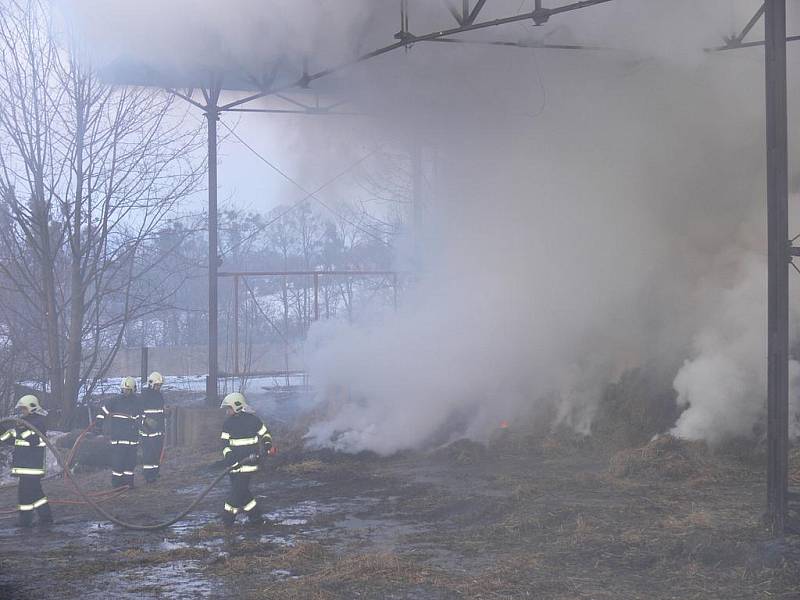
[17, 510, 34, 529]
[37, 501, 53, 526]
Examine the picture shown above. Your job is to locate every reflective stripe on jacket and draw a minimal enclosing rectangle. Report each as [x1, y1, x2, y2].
[139, 388, 165, 436]
[221, 412, 273, 473]
[1, 413, 47, 477]
[96, 394, 141, 442]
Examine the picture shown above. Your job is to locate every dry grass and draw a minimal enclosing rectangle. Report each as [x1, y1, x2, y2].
[790, 447, 800, 485]
[609, 434, 719, 482]
[277, 459, 326, 474]
[254, 551, 448, 600]
[661, 508, 712, 530]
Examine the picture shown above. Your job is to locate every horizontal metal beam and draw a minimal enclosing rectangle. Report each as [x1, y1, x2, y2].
[216, 0, 614, 112]
[223, 107, 363, 116]
[425, 37, 609, 51]
[219, 370, 306, 378]
[713, 33, 800, 51]
[217, 270, 401, 278]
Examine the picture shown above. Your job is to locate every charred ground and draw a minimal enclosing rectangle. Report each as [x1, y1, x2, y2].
[0, 420, 799, 600]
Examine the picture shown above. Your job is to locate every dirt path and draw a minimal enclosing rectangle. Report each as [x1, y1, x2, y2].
[0, 442, 798, 599]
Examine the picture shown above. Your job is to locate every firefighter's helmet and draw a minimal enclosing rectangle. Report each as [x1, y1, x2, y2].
[121, 376, 137, 393]
[220, 392, 247, 413]
[147, 372, 164, 387]
[15, 394, 46, 415]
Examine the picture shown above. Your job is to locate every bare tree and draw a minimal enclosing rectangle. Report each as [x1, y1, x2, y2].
[0, 0, 204, 424]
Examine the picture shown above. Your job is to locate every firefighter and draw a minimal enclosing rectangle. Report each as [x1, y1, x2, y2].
[219, 392, 272, 526]
[139, 371, 166, 483]
[96, 376, 141, 488]
[0, 395, 53, 527]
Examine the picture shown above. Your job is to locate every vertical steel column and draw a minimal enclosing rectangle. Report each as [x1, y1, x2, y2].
[140, 346, 148, 390]
[314, 273, 320, 321]
[206, 94, 220, 406]
[234, 275, 240, 377]
[412, 142, 423, 267]
[765, 0, 789, 534]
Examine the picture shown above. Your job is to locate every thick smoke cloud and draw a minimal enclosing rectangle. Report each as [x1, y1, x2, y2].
[61, 1, 800, 452]
[305, 2, 800, 453]
[58, 0, 378, 73]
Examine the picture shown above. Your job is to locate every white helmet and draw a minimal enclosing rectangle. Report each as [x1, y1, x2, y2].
[121, 376, 137, 393]
[220, 392, 247, 413]
[16, 394, 47, 416]
[147, 372, 164, 387]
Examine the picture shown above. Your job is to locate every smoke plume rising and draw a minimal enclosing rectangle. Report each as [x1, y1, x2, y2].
[62, 1, 800, 452]
[304, 3, 800, 453]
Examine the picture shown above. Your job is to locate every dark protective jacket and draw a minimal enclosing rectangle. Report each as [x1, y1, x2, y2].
[96, 393, 141, 444]
[0, 413, 47, 476]
[221, 412, 272, 474]
[139, 388, 165, 437]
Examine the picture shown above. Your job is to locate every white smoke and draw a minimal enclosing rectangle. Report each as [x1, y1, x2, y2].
[58, 0, 378, 74]
[58, 1, 800, 452]
[301, 5, 800, 454]
[672, 216, 800, 443]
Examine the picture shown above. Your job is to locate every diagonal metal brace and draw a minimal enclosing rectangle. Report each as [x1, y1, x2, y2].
[723, 3, 765, 48]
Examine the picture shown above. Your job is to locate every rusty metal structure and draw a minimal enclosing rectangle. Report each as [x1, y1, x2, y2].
[107, 1, 797, 533]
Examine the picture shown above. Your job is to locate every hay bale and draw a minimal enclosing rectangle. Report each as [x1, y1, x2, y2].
[487, 428, 538, 455]
[592, 366, 681, 449]
[609, 434, 714, 481]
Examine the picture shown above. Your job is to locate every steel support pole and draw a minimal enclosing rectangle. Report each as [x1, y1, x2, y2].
[314, 273, 320, 321]
[765, 0, 789, 535]
[140, 346, 148, 390]
[206, 100, 220, 406]
[234, 275, 240, 377]
[412, 142, 423, 268]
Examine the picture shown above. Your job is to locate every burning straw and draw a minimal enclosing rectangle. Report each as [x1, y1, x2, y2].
[609, 434, 718, 482]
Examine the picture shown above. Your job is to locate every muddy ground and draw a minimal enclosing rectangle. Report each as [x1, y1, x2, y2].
[0, 431, 799, 599]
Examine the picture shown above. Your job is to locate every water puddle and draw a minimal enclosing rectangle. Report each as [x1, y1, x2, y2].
[332, 515, 428, 551]
[164, 511, 218, 534]
[81, 560, 222, 599]
[270, 569, 300, 581]
[157, 539, 192, 551]
[259, 533, 296, 547]
[264, 499, 335, 522]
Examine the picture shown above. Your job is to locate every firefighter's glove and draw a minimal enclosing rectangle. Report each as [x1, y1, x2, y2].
[267, 446, 278, 456]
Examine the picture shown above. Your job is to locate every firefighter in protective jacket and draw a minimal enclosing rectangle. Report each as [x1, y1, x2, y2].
[139, 371, 166, 482]
[220, 392, 272, 526]
[96, 377, 141, 488]
[0, 395, 53, 527]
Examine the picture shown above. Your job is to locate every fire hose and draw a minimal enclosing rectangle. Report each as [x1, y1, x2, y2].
[0, 417, 236, 531]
